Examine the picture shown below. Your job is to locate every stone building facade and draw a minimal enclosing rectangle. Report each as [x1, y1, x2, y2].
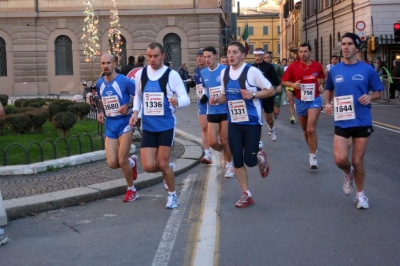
[0, 0, 232, 96]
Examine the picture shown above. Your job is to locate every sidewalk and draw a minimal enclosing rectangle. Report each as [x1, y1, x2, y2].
[0, 129, 203, 220]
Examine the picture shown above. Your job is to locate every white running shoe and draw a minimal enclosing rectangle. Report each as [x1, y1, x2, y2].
[201, 154, 212, 164]
[354, 191, 369, 209]
[163, 163, 175, 191]
[268, 126, 277, 141]
[309, 156, 318, 169]
[225, 165, 234, 178]
[343, 167, 354, 196]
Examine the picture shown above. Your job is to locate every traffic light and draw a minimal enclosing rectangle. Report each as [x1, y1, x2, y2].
[394, 23, 400, 42]
[370, 35, 376, 52]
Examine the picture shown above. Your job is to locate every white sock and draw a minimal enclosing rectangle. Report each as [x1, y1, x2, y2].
[227, 161, 233, 167]
[246, 190, 252, 197]
[168, 191, 176, 196]
[205, 149, 211, 156]
[309, 153, 316, 159]
[128, 185, 136, 191]
[129, 157, 136, 167]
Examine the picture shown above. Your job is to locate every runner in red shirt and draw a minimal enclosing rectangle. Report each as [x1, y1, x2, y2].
[281, 43, 325, 169]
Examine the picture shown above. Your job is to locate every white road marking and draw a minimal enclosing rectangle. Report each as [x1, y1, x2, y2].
[373, 124, 400, 134]
[151, 174, 196, 266]
[193, 152, 220, 266]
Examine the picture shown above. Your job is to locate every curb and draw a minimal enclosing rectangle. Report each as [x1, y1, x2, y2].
[4, 133, 203, 220]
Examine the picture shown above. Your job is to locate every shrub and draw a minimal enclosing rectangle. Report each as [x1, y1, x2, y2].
[14, 98, 25, 108]
[48, 103, 62, 121]
[0, 117, 6, 134]
[25, 109, 50, 133]
[14, 107, 35, 114]
[6, 113, 30, 135]
[60, 101, 75, 112]
[21, 98, 45, 108]
[4, 106, 15, 115]
[0, 94, 8, 106]
[53, 112, 77, 137]
[67, 103, 91, 120]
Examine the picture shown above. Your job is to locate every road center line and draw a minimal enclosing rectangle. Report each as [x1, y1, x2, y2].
[193, 152, 220, 266]
[151, 174, 196, 266]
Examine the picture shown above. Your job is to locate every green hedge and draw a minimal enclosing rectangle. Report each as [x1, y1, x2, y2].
[53, 112, 77, 137]
[0, 94, 8, 106]
[67, 103, 91, 120]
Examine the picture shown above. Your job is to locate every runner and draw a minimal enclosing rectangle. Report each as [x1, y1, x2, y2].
[285, 56, 297, 124]
[325, 33, 383, 209]
[260, 51, 282, 142]
[193, 50, 212, 164]
[252, 48, 280, 148]
[211, 41, 274, 208]
[96, 53, 139, 202]
[326, 55, 338, 76]
[200, 46, 234, 178]
[281, 43, 325, 169]
[129, 42, 190, 209]
[220, 56, 228, 66]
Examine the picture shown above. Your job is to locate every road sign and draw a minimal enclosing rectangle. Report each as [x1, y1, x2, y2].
[356, 21, 366, 31]
[355, 30, 367, 41]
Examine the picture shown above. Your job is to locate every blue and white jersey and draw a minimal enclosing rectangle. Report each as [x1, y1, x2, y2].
[133, 66, 190, 132]
[221, 63, 272, 125]
[326, 61, 383, 128]
[194, 65, 207, 106]
[96, 74, 135, 118]
[201, 64, 228, 115]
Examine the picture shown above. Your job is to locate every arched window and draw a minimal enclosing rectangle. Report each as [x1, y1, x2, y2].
[163, 33, 181, 71]
[320, 37, 323, 64]
[55, 35, 73, 75]
[0, 37, 6, 76]
[337, 32, 341, 43]
[314, 39, 318, 62]
[109, 34, 127, 68]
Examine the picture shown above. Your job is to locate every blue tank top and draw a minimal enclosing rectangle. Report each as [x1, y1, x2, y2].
[96, 74, 135, 118]
[225, 66, 263, 125]
[201, 64, 228, 115]
[142, 77, 175, 132]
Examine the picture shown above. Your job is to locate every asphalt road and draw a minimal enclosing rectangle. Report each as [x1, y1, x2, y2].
[1, 96, 399, 266]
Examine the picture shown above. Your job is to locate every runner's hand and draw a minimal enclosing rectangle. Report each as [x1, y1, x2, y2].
[168, 97, 178, 107]
[97, 112, 104, 124]
[117, 104, 129, 115]
[325, 103, 333, 115]
[293, 80, 301, 89]
[358, 94, 371, 105]
[240, 89, 252, 100]
[129, 112, 138, 128]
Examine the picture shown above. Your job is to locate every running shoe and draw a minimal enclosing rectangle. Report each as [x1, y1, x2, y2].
[257, 150, 270, 178]
[123, 189, 139, 202]
[235, 192, 254, 208]
[201, 154, 212, 164]
[130, 155, 138, 180]
[290, 116, 296, 124]
[343, 167, 354, 196]
[0, 228, 9, 246]
[354, 191, 369, 209]
[283, 100, 289, 105]
[225, 165, 234, 178]
[310, 156, 318, 169]
[268, 126, 277, 141]
[166, 193, 179, 209]
[163, 163, 175, 191]
[258, 141, 264, 151]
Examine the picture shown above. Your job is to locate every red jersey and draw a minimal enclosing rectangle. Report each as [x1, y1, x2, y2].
[281, 60, 325, 100]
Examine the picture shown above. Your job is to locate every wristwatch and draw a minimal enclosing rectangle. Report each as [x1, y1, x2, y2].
[252, 92, 256, 99]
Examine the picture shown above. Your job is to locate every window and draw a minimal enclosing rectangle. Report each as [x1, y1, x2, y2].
[249, 26, 254, 36]
[108, 34, 127, 68]
[163, 33, 181, 71]
[0, 37, 6, 76]
[277, 26, 281, 35]
[277, 43, 280, 54]
[263, 26, 269, 35]
[238, 27, 241, 36]
[320, 37, 323, 64]
[263, 44, 269, 52]
[306, 0, 317, 17]
[249, 44, 254, 54]
[55, 35, 73, 76]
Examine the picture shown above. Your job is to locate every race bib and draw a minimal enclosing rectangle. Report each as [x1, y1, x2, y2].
[228, 100, 249, 123]
[102, 95, 121, 117]
[334, 95, 355, 121]
[209, 86, 222, 99]
[300, 83, 315, 101]
[196, 84, 204, 99]
[144, 92, 164, 116]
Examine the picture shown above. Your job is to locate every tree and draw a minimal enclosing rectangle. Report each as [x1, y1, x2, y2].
[108, 0, 122, 68]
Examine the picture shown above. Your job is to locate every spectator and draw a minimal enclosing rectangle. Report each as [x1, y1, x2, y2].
[135, 55, 145, 68]
[390, 60, 400, 99]
[120, 56, 136, 76]
[179, 62, 190, 94]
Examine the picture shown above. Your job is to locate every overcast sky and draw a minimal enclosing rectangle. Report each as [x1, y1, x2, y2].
[237, 0, 261, 8]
